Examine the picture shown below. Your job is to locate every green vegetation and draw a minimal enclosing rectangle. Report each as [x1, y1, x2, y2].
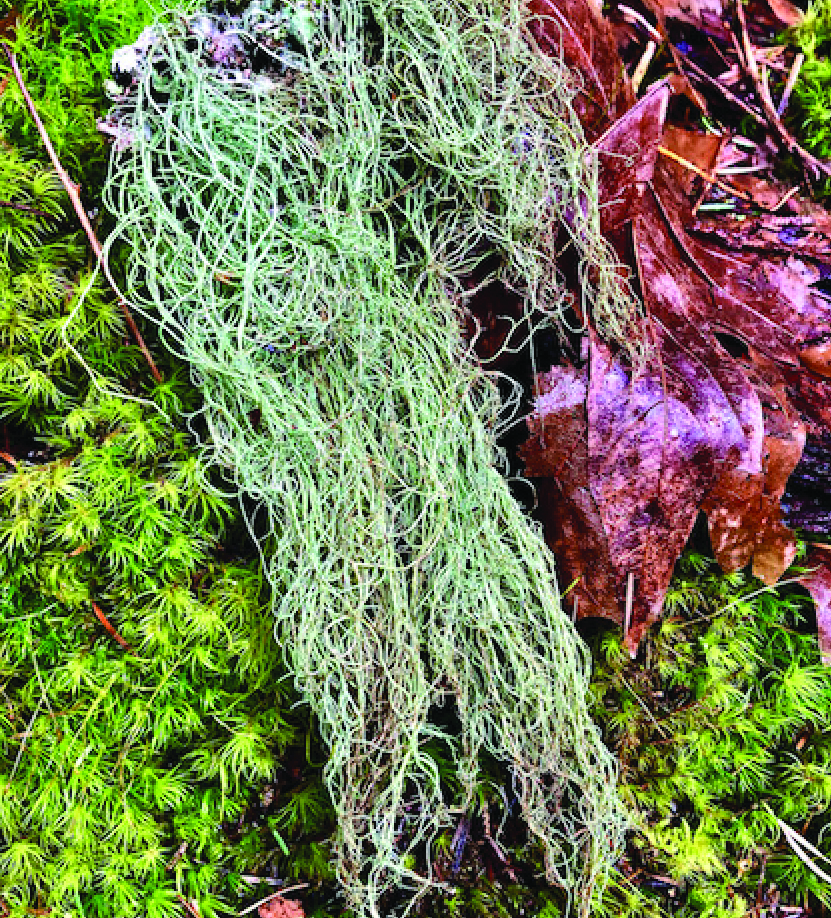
[788, 0, 831, 170]
[589, 550, 831, 918]
[0, 4, 336, 917]
[0, 0, 160, 191]
[403, 550, 831, 918]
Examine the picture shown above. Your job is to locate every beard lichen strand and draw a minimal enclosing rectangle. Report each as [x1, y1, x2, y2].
[103, 1, 632, 914]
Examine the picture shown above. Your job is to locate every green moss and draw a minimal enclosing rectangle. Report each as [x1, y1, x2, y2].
[0, 3, 340, 915]
[786, 0, 831, 190]
[4, 3, 831, 917]
[0, 164, 337, 915]
[0, 0, 162, 190]
[588, 550, 831, 917]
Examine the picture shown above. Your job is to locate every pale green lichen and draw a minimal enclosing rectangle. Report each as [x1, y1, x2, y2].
[104, 1, 636, 914]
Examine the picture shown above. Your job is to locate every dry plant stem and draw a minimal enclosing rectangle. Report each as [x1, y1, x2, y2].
[777, 51, 804, 117]
[90, 600, 132, 652]
[0, 199, 51, 216]
[735, 2, 831, 180]
[658, 145, 754, 203]
[632, 41, 657, 94]
[623, 571, 635, 643]
[176, 894, 203, 918]
[0, 43, 162, 383]
[771, 185, 800, 211]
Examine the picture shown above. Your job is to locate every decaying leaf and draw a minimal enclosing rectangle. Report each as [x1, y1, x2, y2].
[637, 0, 801, 41]
[520, 363, 620, 622]
[528, 0, 633, 142]
[522, 2, 831, 650]
[595, 81, 671, 237]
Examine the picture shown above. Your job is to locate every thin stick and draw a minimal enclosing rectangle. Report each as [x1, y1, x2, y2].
[771, 185, 801, 211]
[1, 43, 163, 383]
[777, 51, 804, 117]
[618, 4, 662, 41]
[176, 895, 202, 918]
[680, 52, 767, 127]
[619, 674, 668, 737]
[623, 571, 635, 642]
[632, 40, 657, 95]
[238, 884, 310, 917]
[90, 600, 133, 652]
[658, 145, 755, 203]
[0, 199, 52, 217]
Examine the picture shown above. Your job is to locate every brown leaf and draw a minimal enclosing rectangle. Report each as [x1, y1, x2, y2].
[520, 365, 620, 622]
[660, 126, 722, 194]
[639, 0, 800, 40]
[800, 340, 831, 378]
[641, 0, 730, 41]
[702, 403, 805, 584]
[586, 326, 747, 646]
[521, 0, 829, 648]
[651, 156, 831, 371]
[528, 0, 634, 142]
[594, 81, 671, 236]
[0, 8, 17, 43]
[785, 370, 831, 435]
[764, 0, 804, 27]
[799, 549, 831, 665]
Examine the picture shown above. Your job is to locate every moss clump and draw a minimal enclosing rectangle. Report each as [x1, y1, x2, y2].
[787, 0, 831, 190]
[0, 3, 340, 916]
[0, 0, 160, 187]
[0, 145, 332, 918]
[589, 550, 831, 917]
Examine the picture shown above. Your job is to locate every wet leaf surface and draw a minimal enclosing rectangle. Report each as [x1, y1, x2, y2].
[521, 0, 831, 649]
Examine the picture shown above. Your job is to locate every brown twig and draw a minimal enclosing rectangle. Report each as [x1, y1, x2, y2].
[176, 895, 202, 918]
[735, 1, 831, 180]
[0, 199, 52, 217]
[777, 51, 804, 117]
[658, 145, 755, 203]
[679, 51, 767, 127]
[632, 41, 657, 95]
[1, 43, 163, 383]
[623, 570, 635, 645]
[90, 601, 133, 652]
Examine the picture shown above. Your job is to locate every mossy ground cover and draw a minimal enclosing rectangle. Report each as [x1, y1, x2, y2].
[0, 3, 336, 916]
[1, 1, 831, 917]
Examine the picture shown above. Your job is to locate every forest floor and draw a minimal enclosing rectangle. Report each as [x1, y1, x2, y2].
[1, 0, 831, 916]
